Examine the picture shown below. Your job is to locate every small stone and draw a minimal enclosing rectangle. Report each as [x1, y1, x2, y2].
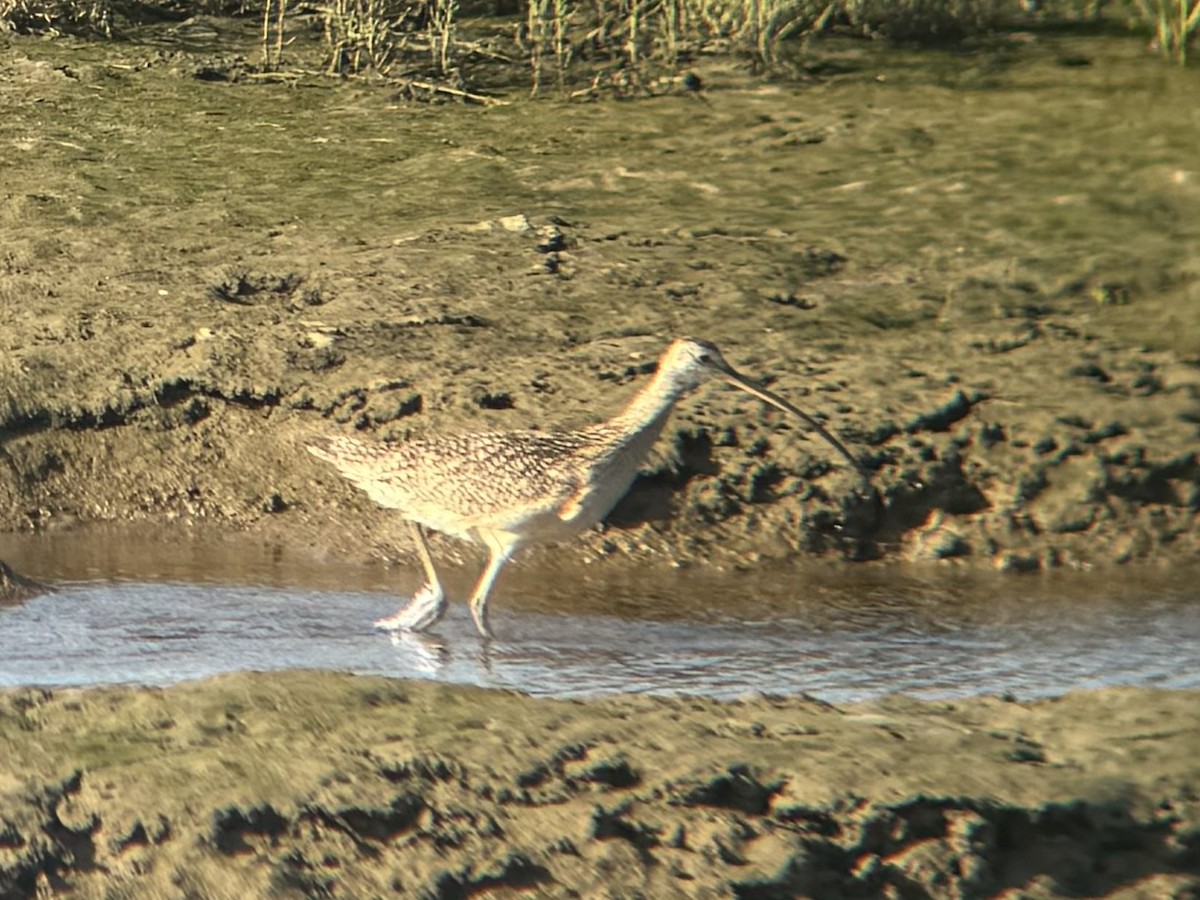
[497, 214, 532, 233]
[932, 533, 970, 560]
[536, 226, 566, 252]
[994, 552, 1041, 573]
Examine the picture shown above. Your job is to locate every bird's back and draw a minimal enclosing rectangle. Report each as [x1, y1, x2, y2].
[307, 431, 603, 539]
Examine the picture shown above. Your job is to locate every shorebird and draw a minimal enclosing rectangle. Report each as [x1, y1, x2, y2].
[307, 337, 868, 638]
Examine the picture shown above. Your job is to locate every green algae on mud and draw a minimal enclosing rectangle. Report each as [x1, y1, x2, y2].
[0, 24, 1198, 577]
[0, 672, 1198, 898]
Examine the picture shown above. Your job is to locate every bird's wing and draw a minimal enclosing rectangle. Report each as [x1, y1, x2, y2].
[308, 432, 589, 523]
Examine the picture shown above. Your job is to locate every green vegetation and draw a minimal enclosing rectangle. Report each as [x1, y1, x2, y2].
[0, 0, 110, 34]
[320, 0, 459, 77]
[2, 0, 1198, 88]
[321, 0, 412, 73]
[1132, 0, 1200, 63]
[518, 0, 1026, 94]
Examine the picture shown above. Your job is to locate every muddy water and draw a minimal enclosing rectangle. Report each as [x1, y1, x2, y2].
[2, 530, 1197, 702]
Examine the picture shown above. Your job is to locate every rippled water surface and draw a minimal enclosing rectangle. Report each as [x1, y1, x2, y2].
[2, 559, 1197, 703]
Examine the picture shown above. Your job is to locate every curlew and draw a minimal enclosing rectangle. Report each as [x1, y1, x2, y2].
[307, 337, 868, 638]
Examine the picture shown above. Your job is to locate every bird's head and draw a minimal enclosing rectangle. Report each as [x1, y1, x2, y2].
[656, 336, 870, 483]
[657, 337, 739, 392]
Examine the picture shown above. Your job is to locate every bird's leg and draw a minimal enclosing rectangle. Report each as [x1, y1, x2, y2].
[374, 522, 448, 632]
[468, 532, 517, 639]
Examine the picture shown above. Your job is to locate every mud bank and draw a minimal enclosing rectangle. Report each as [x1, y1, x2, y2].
[1, 28, 1199, 577]
[0, 673, 1196, 898]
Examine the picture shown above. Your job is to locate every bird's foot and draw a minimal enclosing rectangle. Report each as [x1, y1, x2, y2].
[374, 582, 447, 632]
[469, 601, 494, 640]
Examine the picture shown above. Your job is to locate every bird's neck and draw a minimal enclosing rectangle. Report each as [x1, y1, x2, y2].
[607, 366, 688, 440]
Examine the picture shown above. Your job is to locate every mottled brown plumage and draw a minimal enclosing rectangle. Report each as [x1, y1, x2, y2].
[308, 338, 866, 638]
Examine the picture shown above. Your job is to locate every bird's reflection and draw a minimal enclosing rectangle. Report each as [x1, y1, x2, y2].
[476, 636, 496, 675]
[387, 629, 449, 674]
[384, 626, 503, 681]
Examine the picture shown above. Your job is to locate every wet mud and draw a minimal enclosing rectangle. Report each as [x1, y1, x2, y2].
[1, 674, 1199, 899]
[0, 26, 1198, 576]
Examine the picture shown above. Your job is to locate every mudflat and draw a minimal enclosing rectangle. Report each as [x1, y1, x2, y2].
[1, 26, 1197, 572]
[1, 674, 1198, 898]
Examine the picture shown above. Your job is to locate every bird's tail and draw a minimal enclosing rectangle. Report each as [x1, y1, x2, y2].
[306, 434, 371, 471]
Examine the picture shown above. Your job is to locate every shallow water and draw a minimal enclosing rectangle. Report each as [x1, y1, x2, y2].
[2, 575, 1197, 703]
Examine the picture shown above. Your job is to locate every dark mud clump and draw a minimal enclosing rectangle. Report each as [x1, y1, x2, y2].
[0, 560, 46, 604]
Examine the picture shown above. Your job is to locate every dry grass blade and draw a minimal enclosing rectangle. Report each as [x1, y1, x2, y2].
[427, 0, 459, 76]
[1132, 0, 1200, 63]
[322, 0, 416, 74]
[262, 0, 289, 70]
[0, 0, 111, 35]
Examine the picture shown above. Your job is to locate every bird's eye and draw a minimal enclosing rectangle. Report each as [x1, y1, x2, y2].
[698, 353, 712, 364]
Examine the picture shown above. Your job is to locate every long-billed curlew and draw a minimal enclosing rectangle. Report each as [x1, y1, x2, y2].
[307, 337, 868, 638]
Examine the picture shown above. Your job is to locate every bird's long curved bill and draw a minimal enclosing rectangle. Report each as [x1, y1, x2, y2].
[723, 370, 870, 484]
